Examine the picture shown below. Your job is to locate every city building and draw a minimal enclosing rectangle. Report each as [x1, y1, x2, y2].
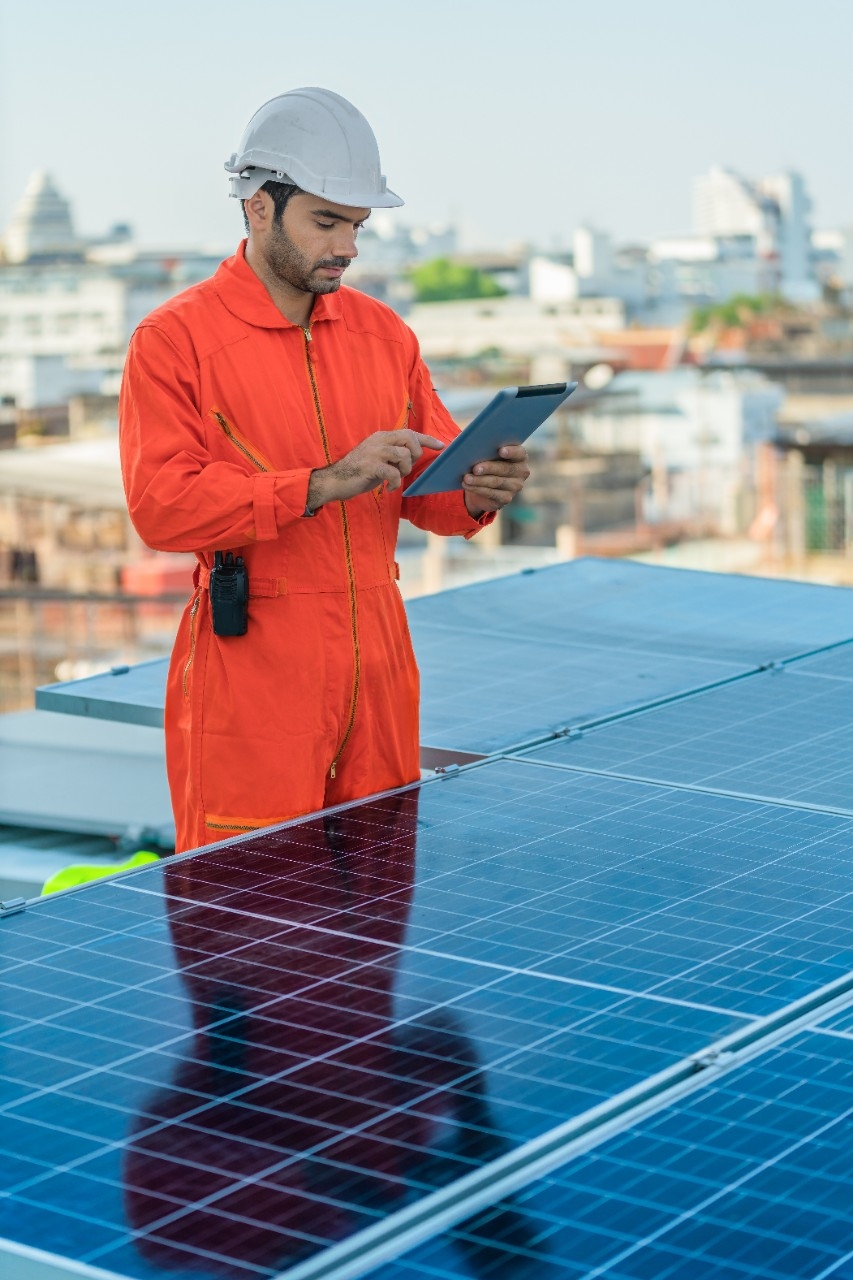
[569, 366, 784, 535]
[694, 165, 816, 301]
[0, 173, 223, 418]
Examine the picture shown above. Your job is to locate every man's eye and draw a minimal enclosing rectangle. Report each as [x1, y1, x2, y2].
[316, 222, 335, 230]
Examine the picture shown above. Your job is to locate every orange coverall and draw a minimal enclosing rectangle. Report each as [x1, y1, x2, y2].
[120, 243, 489, 853]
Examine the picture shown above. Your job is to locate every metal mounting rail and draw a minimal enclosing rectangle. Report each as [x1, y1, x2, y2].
[505, 752, 853, 819]
[494, 633, 853, 762]
[279, 968, 853, 1280]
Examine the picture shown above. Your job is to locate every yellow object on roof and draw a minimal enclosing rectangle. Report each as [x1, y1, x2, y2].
[41, 850, 160, 895]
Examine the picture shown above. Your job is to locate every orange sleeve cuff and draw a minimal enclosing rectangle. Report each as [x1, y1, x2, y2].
[463, 501, 497, 540]
[263, 469, 316, 538]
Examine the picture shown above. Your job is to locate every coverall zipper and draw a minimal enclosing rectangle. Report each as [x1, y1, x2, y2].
[303, 325, 361, 780]
[182, 594, 201, 696]
[211, 410, 272, 472]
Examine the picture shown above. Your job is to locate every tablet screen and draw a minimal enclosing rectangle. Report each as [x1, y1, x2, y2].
[405, 382, 577, 497]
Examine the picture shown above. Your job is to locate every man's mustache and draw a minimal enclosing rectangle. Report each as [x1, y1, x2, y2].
[316, 258, 351, 269]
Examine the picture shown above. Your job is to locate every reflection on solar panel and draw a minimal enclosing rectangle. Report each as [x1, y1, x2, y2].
[8, 560, 853, 1279]
[0, 771, 749, 1278]
[3, 758, 853, 1277]
[370, 1024, 853, 1280]
[518, 650, 853, 812]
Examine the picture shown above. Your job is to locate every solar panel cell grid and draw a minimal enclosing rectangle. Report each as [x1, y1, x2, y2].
[407, 560, 853, 663]
[8, 563, 853, 1278]
[413, 622, 748, 754]
[0, 773, 758, 1280]
[4, 751, 853, 1278]
[116, 762, 853, 1019]
[791, 642, 853, 681]
[408, 564, 853, 755]
[368, 1028, 853, 1280]
[517, 667, 853, 813]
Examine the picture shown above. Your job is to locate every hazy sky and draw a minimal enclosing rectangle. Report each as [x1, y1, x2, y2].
[1, 0, 851, 253]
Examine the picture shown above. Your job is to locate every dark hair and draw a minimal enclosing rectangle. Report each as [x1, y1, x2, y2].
[241, 178, 304, 235]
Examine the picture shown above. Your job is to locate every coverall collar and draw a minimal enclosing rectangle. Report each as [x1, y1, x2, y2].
[214, 240, 344, 330]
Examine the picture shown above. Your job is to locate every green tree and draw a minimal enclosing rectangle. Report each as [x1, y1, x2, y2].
[689, 293, 782, 333]
[410, 257, 507, 304]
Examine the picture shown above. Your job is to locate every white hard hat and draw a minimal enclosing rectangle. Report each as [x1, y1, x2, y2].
[225, 87, 403, 209]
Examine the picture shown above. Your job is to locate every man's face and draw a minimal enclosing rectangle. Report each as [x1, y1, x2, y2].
[260, 193, 370, 296]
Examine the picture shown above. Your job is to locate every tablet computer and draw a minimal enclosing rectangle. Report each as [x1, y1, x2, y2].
[405, 382, 577, 497]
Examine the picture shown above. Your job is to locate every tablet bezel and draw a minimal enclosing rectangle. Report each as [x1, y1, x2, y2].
[405, 382, 577, 497]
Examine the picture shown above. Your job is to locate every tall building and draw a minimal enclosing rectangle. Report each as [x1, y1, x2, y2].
[694, 166, 769, 240]
[693, 165, 816, 300]
[761, 170, 813, 295]
[0, 173, 223, 413]
[3, 171, 81, 264]
[573, 225, 613, 284]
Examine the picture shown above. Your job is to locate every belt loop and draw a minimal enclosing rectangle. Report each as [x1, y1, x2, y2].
[193, 567, 285, 597]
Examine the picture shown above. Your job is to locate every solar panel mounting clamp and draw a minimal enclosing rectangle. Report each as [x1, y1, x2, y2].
[0, 898, 28, 918]
[691, 1048, 734, 1071]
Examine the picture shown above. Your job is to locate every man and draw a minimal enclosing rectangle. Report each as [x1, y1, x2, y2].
[120, 87, 530, 854]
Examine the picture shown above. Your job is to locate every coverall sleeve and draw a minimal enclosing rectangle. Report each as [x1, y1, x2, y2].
[400, 354, 496, 539]
[119, 323, 313, 553]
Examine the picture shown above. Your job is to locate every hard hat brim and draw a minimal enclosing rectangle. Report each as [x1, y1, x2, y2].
[226, 165, 404, 209]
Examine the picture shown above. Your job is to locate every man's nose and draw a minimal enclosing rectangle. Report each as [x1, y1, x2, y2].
[334, 229, 359, 260]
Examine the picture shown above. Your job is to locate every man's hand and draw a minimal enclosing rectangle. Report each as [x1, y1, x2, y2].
[462, 445, 531, 518]
[307, 430, 444, 509]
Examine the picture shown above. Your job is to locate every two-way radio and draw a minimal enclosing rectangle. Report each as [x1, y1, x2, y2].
[209, 551, 249, 636]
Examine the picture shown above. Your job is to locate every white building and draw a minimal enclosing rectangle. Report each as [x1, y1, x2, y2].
[408, 294, 625, 365]
[649, 235, 771, 303]
[694, 167, 769, 240]
[0, 174, 223, 411]
[573, 225, 613, 290]
[529, 229, 647, 313]
[560, 167, 826, 322]
[3, 172, 81, 264]
[693, 166, 816, 301]
[570, 367, 784, 532]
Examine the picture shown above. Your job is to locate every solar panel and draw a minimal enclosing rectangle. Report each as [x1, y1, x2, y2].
[35, 562, 853, 761]
[791, 642, 853, 682]
[412, 623, 748, 755]
[406, 559, 853, 665]
[13, 561, 853, 1279]
[36, 657, 169, 729]
[4, 757, 853, 1278]
[517, 654, 853, 813]
[368, 1023, 853, 1280]
[410, 560, 853, 755]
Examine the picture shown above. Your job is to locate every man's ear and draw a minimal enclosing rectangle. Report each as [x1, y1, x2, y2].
[244, 189, 271, 234]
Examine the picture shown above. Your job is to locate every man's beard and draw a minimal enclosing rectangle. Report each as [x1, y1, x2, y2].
[263, 218, 349, 295]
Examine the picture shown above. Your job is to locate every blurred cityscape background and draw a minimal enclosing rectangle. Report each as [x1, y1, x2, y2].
[2, 157, 852, 715]
[1, 0, 851, 723]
